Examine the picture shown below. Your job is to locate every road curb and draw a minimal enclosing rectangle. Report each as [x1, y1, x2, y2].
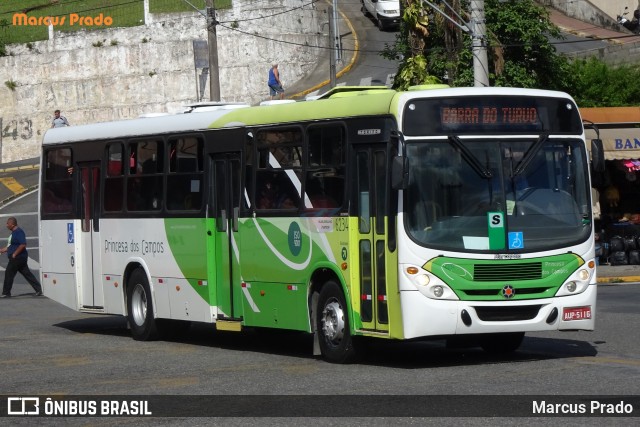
[598, 275, 640, 284]
[0, 184, 38, 208]
[0, 164, 39, 174]
[289, 5, 360, 99]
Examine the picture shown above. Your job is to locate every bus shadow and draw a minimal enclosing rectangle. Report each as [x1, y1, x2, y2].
[54, 315, 130, 337]
[353, 336, 598, 368]
[53, 316, 598, 368]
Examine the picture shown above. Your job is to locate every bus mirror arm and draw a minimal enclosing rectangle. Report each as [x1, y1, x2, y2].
[390, 130, 408, 190]
[391, 156, 408, 190]
[590, 139, 605, 173]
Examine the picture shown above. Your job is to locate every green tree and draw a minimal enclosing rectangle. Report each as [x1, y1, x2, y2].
[386, 0, 441, 89]
[569, 57, 640, 107]
[388, 0, 573, 91]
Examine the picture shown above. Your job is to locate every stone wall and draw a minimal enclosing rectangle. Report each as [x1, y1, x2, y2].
[0, 0, 327, 163]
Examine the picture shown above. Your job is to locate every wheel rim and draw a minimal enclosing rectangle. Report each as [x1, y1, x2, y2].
[321, 298, 345, 346]
[131, 283, 147, 326]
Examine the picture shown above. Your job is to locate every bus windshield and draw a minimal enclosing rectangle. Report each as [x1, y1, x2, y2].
[405, 137, 591, 252]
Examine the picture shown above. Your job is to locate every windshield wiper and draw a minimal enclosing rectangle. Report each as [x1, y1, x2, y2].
[514, 133, 548, 176]
[447, 135, 492, 179]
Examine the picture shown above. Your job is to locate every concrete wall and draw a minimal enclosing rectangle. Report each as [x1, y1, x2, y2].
[540, 0, 640, 66]
[562, 39, 640, 67]
[0, 0, 328, 163]
[540, 0, 639, 30]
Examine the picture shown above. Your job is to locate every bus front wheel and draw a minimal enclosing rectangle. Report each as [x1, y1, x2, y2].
[126, 268, 159, 341]
[317, 281, 359, 363]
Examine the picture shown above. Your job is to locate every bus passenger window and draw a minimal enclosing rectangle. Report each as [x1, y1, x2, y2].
[42, 148, 73, 215]
[305, 125, 346, 214]
[104, 143, 124, 212]
[254, 128, 302, 213]
[167, 136, 203, 211]
[126, 140, 164, 211]
[256, 171, 300, 211]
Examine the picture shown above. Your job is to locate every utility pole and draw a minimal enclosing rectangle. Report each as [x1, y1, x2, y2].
[422, 0, 488, 86]
[328, 4, 336, 88]
[205, 0, 221, 101]
[470, 0, 489, 87]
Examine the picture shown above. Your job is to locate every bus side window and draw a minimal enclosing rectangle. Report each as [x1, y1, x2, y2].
[104, 142, 124, 212]
[167, 136, 203, 211]
[256, 171, 300, 211]
[126, 140, 163, 211]
[305, 125, 345, 214]
[42, 148, 73, 215]
[255, 128, 303, 213]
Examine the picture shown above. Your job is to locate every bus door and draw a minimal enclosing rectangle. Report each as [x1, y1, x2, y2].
[77, 162, 103, 308]
[354, 144, 393, 333]
[208, 153, 243, 321]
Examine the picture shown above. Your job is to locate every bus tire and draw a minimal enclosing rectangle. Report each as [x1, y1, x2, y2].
[480, 332, 524, 354]
[126, 268, 160, 341]
[317, 281, 358, 363]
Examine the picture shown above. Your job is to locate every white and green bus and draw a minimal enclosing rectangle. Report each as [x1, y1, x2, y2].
[40, 86, 604, 363]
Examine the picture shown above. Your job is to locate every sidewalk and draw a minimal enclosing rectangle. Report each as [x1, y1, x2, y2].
[596, 263, 640, 284]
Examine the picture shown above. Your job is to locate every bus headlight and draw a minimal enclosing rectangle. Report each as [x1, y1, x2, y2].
[432, 285, 444, 298]
[404, 265, 459, 300]
[555, 266, 593, 297]
[416, 274, 430, 286]
[577, 269, 590, 281]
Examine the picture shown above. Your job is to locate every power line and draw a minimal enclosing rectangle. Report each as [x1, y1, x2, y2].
[218, 0, 320, 24]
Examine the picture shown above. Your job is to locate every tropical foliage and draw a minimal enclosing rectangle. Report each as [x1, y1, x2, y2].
[387, 0, 640, 106]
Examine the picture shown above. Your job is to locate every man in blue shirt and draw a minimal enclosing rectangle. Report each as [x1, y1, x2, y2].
[267, 64, 284, 100]
[1, 217, 42, 297]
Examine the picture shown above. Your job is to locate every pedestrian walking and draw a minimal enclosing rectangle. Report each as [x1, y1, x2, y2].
[51, 109, 70, 128]
[267, 64, 285, 100]
[0, 217, 43, 297]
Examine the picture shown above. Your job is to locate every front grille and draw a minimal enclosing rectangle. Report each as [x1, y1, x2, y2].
[463, 287, 550, 297]
[474, 262, 542, 281]
[474, 305, 542, 321]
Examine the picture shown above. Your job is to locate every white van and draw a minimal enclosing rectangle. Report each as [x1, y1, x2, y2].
[362, 0, 401, 31]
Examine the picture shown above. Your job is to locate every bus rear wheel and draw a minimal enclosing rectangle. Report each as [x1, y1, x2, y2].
[317, 281, 359, 363]
[127, 268, 160, 341]
[480, 332, 524, 354]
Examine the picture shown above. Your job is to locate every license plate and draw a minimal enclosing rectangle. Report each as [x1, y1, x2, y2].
[562, 306, 591, 321]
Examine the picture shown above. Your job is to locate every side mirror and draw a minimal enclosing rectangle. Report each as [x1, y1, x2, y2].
[391, 156, 408, 190]
[591, 139, 605, 173]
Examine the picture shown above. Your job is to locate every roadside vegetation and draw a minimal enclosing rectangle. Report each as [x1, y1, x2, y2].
[389, 0, 640, 107]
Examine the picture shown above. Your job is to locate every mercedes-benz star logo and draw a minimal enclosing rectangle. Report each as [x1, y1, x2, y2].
[502, 285, 515, 299]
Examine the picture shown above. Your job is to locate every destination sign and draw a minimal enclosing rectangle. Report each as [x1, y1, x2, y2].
[441, 107, 539, 126]
[403, 96, 582, 136]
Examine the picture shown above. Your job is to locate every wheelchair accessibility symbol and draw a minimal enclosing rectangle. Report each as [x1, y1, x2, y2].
[508, 232, 524, 249]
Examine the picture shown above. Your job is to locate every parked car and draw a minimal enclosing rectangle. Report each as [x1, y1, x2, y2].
[361, 0, 401, 31]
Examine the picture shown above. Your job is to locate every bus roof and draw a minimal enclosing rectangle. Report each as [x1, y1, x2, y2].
[208, 89, 397, 129]
[42, 86, 576, 145]
[42, 108, 244, 145]
[42, 90, 398, 145]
